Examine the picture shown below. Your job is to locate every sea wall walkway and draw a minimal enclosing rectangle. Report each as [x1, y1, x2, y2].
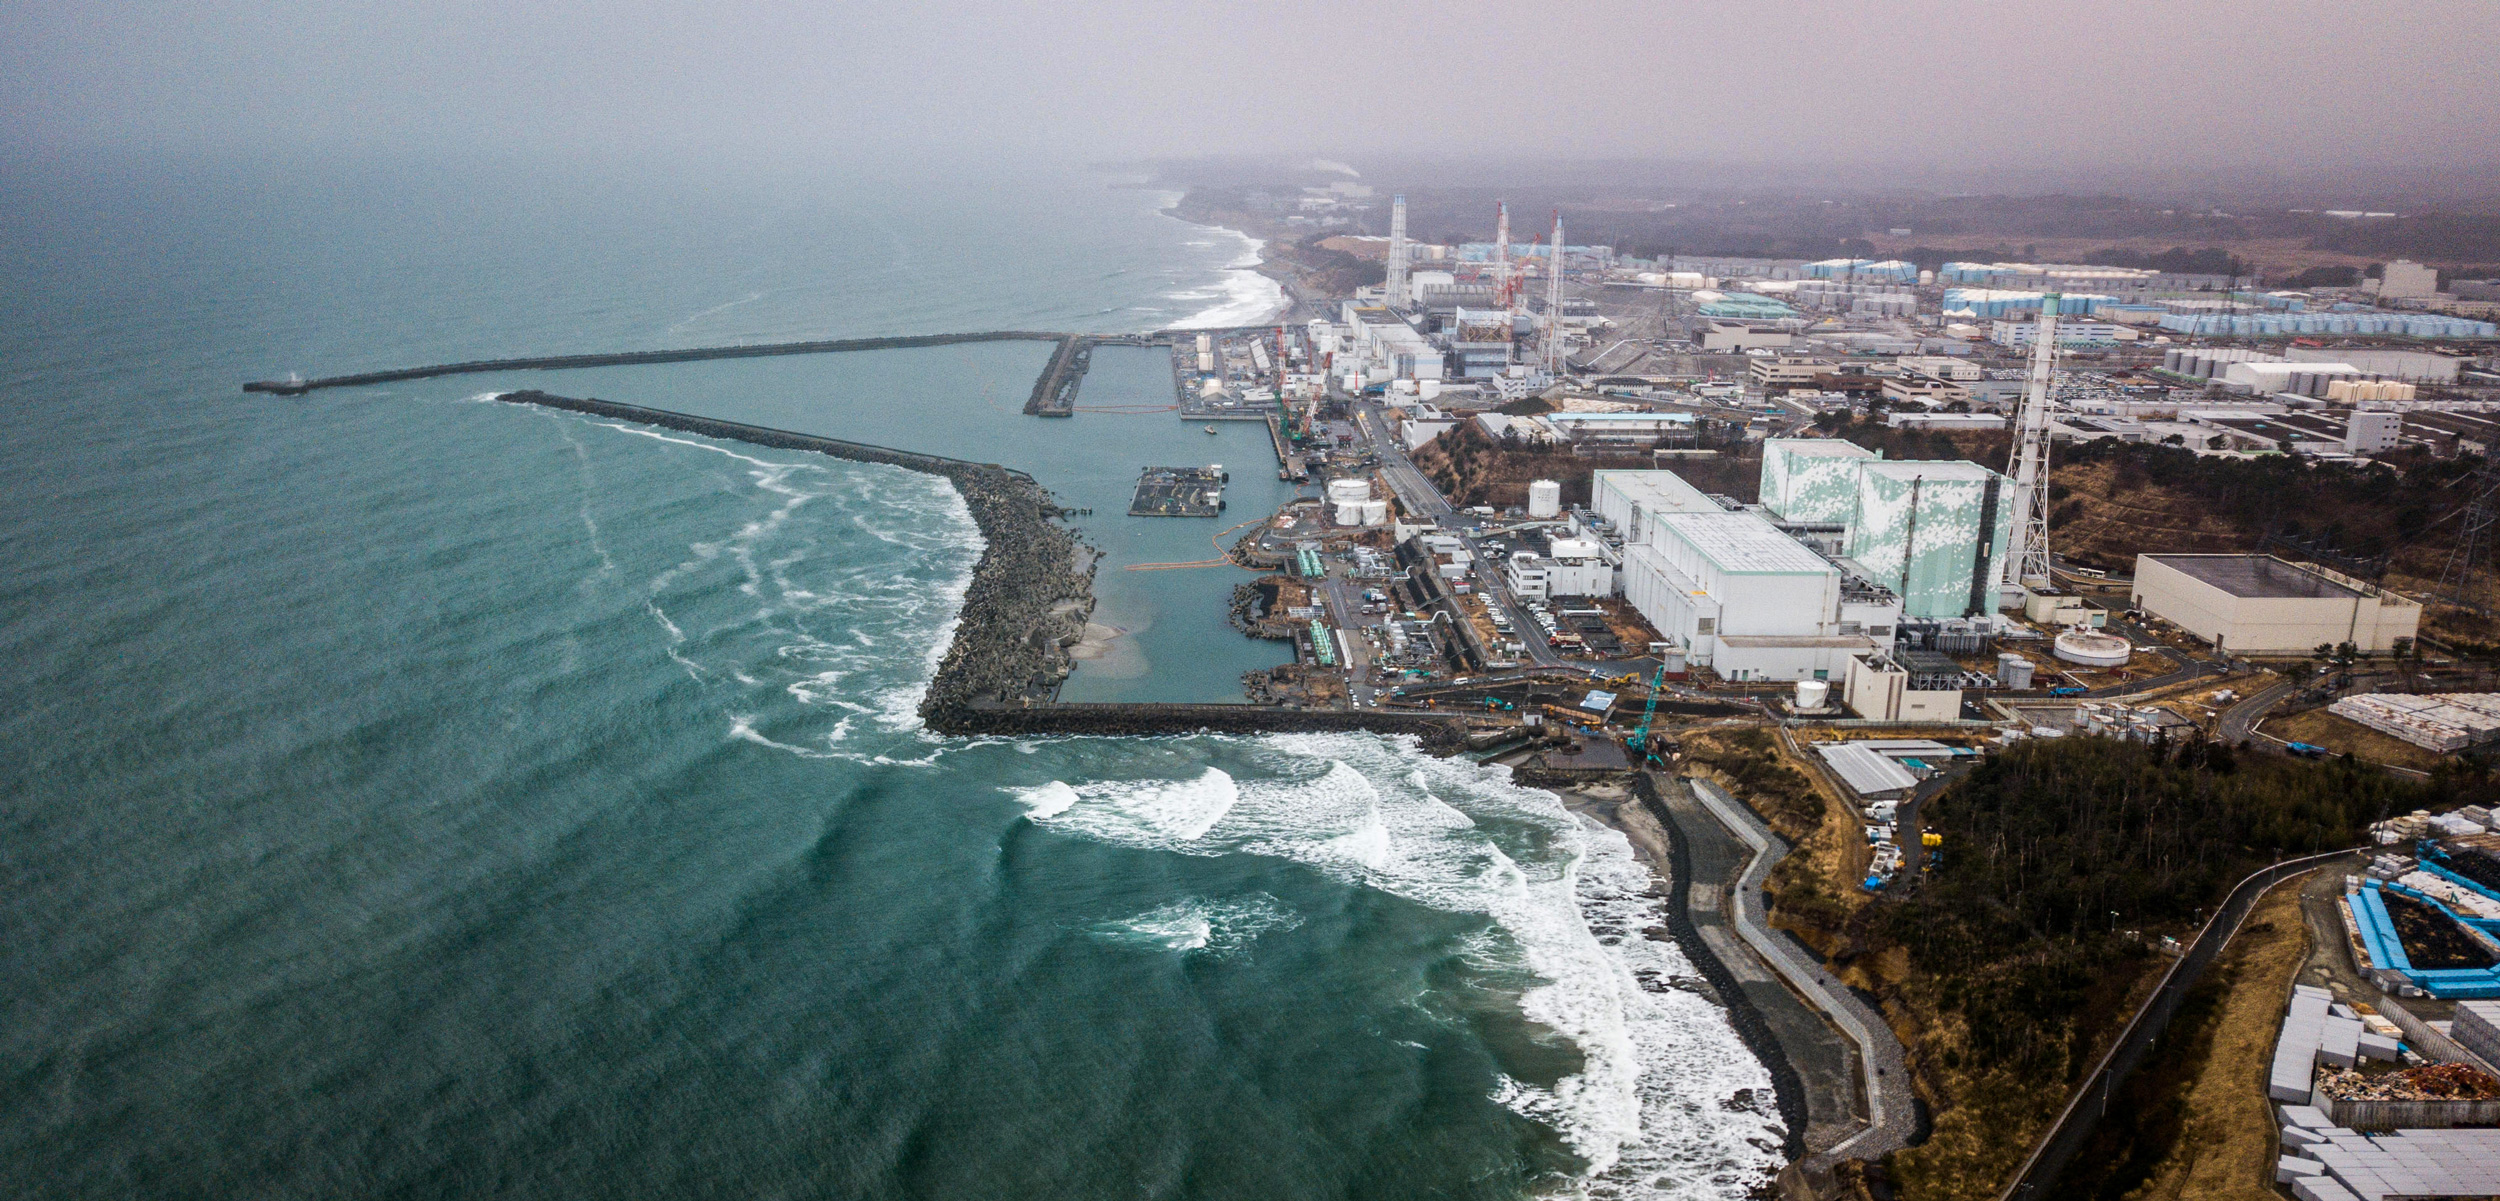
[1685, 778, 1919, 1173]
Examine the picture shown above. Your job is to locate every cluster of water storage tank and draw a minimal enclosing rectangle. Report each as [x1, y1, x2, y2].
[1326, 477, 1389, 527]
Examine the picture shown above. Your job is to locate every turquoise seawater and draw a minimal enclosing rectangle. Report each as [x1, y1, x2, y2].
[0, 156, 1779, 1199]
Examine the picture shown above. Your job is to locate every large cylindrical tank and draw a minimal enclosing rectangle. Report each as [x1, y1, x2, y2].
[2053, 630, 2131, 668]
[1360, 499, 1389, 526]
[1527, 479, 1562, 519]
[1997, 652, 2036, 690]
[1326, 477, 1372, 505]
[1795, 679, 1830, 710]
[1333, 501, 1366, 527]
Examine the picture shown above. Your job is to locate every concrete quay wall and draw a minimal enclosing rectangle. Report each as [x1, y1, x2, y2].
[948, 703, 1470, 748]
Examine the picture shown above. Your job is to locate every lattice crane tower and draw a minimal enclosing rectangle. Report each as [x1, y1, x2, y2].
[1544, 210, 1566, 373]
[1999, 293, 2062, 602]
[1385, 194, 1408, 310]
[1493, 201, 1512, 311]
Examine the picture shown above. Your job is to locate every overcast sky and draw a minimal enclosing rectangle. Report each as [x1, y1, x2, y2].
[6, 1, 2495, 181]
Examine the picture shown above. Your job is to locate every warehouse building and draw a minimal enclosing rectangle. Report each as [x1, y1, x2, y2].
[1846, 461, 2017, 619]
[2131, 555, 2421, 653]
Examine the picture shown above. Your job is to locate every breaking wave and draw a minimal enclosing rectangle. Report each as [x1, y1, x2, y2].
[1002, 734, 1785, 1197]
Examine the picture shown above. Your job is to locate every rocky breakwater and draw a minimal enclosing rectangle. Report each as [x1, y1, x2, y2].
[492, 391, 1468, 747]
[492, 391, 1095, 727]
[916, 465, 1096, 722]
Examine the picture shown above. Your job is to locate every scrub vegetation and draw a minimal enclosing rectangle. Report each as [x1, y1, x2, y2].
[1802, 736, 2488, 1201]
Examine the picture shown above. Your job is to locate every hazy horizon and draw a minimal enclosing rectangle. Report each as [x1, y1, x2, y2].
[6, 1, 2495, 198]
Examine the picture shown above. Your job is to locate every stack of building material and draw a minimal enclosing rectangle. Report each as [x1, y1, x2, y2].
[2453, 1000, 2500, 1066]
[2330, 694, 2500, 753]
[2321, 1010, 2367, 1068]
[2275, 986, 2336, 1102]
[2397, 871, 2500, 920]
[2370, 854, 2418, 881]
[2295, 1127, 2500, 1198]
[2432, 813, 2491, 839]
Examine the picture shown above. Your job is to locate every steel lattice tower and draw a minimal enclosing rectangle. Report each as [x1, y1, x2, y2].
[2440, 455, 2500, 596]
[1999, 293, 2062, 601]
[1492, 201, 1511, 311]
[1544, 210, 1566, 373]
[1385, 194, 1408, 310]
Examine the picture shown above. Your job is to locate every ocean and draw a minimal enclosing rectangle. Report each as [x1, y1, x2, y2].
[0, 154, 1779, 1199]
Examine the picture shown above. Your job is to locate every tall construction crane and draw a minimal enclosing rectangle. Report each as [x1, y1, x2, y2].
[1543, 210, 1567, 374]
[1998, 293, 2063, 604]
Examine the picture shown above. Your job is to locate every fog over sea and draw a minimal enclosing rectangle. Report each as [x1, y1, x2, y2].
[0, 156, 1779, 1200]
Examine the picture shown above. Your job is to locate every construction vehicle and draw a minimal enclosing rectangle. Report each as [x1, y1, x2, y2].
[1624, 661, 1673, 765]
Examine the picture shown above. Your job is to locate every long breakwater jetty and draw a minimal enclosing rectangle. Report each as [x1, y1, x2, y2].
[487, 389, 1471, 744]
[244, 331, 1073, 396]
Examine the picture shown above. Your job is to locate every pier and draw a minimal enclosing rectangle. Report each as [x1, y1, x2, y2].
[1266, 415, 1310, 482]
[1023, 336, 1092, 417]
[1127, 465, 1227, 517]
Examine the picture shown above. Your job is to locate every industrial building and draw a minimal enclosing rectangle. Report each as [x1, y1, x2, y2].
[1842, 652, 1963, 722]
[1846, 461, 2016, 620]
[1759, 438, 1880, 525]
[1619, 511, 1897, 682]
[1989, 319, 2135, 348]
[1590, 469, 1722, 544]
[2130, 555, 2422, 653]
[1503, 538, 1614, 601]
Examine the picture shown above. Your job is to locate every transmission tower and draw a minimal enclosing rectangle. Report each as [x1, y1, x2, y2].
[2440, 455, 2500, 597]
[1544, 209, 1566, 374]
[1998, 293, 2062, 603]
[1385, 194, 1409, 310]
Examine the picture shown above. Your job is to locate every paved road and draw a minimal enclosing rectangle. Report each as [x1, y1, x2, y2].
[1354, 398, 1573, 671]
[2219, 679, 2298, 745]
[1683, 777, 1918, 1169]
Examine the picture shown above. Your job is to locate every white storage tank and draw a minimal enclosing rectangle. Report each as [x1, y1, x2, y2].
[1997, 652, 2036, 690]
[1360, 499, 1389, 526]
[1527, 479, 1563, 519]
[1795, 679, 1830, 710]
[2053, 630, 2132, 669]
[1326, 477, 1373, 505]
[1334, 501, 1368, 527]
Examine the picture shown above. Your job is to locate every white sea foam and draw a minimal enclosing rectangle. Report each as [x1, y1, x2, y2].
[1089, 893, 1304, 957]
[579, 418, 980, 761]
[1001, 735, 1784, 1198]
[1170, 227, 1287, 329]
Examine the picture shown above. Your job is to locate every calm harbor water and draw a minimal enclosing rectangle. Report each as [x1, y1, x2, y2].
[0, 155, 1780, 1199]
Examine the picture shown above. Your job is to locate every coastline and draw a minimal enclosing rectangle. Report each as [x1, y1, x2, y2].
[1555, 776, 1814, 1169]
[1155, 199, 1298, 327]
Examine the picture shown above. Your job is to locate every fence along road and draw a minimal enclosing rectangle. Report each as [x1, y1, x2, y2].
[1996, 847, 2362, 1201]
